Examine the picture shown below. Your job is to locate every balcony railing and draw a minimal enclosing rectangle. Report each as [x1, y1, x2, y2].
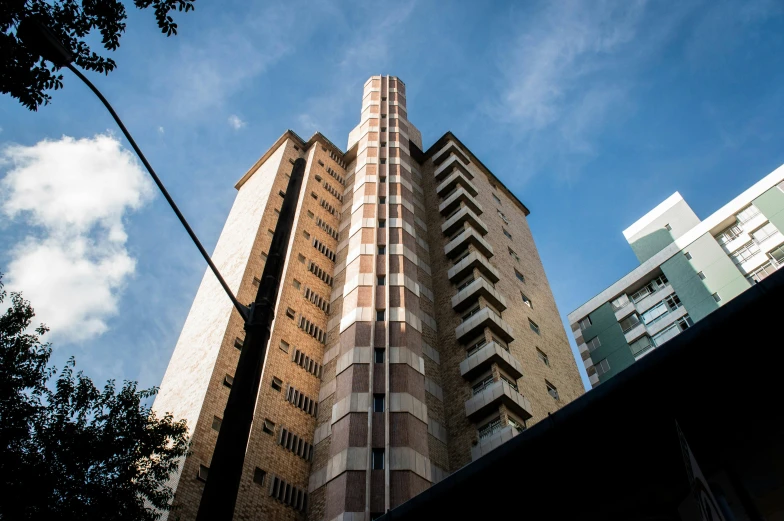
[438, 187, 483, 216]
[444, 227, 494, 259]
[436, 170, 478, 197]
[442, 206, 488, 237]
[464, 379, 533, 422]
[460, 341, 523, 380]
[455, 306, 515, 344]
[452, 277, 507, 312]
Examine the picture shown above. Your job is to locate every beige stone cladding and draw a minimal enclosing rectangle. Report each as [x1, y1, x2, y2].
[420, 133, 584, 471]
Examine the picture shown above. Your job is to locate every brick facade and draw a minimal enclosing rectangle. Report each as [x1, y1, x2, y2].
[153, 75, 583, 521]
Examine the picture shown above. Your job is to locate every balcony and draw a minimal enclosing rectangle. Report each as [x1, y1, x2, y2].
[471, 424, 523, 461]
[623, 321, 647, 344]
[444, 227, 494, 259]
[465, 379, 532, 422]
[438, 187, 483, 216]
[645, 306, 688, 337]
[434, 154, 473, 182]
[460, 341, 523, 380]
[455, 307, 514, 344]
[442, 207, 488, 237]
[448, 251, 500, 284]
[452, 277, 507, 312]
[436, 170, 478, 197]
[432, 142, 470, 166]
[613, 300, 636, 322]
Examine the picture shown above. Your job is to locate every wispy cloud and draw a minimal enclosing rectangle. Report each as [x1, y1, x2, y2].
[228, 114, 246, 130]
[295, 1, 418, 140]
[1, 134, 153, 342]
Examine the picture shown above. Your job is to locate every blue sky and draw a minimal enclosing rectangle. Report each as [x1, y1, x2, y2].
[1, 0, 783, 391]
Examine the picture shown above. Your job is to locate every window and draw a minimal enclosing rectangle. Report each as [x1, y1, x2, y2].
[472, 375, 494, 395]
[373, 394, 385, 413]
[223, 374, 234, 388]
[262, 419, 275, 435]
[515, 269, 525, 283]
[503, 228, 512, 239]
[462, 305, 481, 322]
[381, 96, 387, 101]
[507, 416, 526, 433]
[285, 308, 296, 319]
[619, 313, 641, 333]
[712, 292, 721, 302]
[376, 309, 386, 321]
[586, 336, 601, 352]
[466, 337, 488, 357]
[747, 261, 777, 284]
[234, 337, 244, 350]
[372, 449, 385, 469]
[665, 223, 672, 231]
[314, 174, 322, 182]
[252, 277, 261, 287]
[736, 204, 760, 223]
[595, 359, 611, 376]
[769, 244, 784, 264]
[578, 317, 591, 331]
[380, 176, 387, 183]
[303, 231, 310, 239]
[380, 159, 386, 164]
[546, 380, 559, 400]
[374, 348, 385, 363]
[279, 340, 290, 353]
[381, 114, 387, 119]
[493, 194, 502, 204]
[508, 247, 520, 262]
[457, 275, 475, 291]
[497, 210, 510, 224]
[381, 141, 387, 147]
[253, 468, 266, 486]
[377, 276, 386, 286]
[212, 416, 222, 432]
[311, 191, 318, 200]
[697, 271, 706, 280]
[271, 377, 282, 392]
[536, 348, 549, 366]
[378, 219, 386, 228]
[479, 417, 503, 439]
[528, 319, 540, 335]
[279, 190, 286, 198]
[521, 292, 532, 308]
[298, 254, 306, 263]
[751, 222, 778, 243]
[684, 252, 692, 260]
[379, 196, 386, 204]
[381, 127, 387, 132]
[610, 294, 630, 311]
[731, 241, 760, 264]
[307, 210, 314, 219]
[715, 224, 742, 245]
[629, 336, 653, 357]
[378, 245, 386, 255]
[197, 465, 209, 482]
[261, 252, 268, 260]
[629, 275, 669, 303]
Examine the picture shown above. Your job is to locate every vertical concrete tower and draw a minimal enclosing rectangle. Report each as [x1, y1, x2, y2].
[153, 75, 584, 521]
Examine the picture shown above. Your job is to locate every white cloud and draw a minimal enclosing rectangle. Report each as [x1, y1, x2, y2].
[228, 115, 246, 130]
[1, 134, 153, 342]
[158, 126, 165, 134]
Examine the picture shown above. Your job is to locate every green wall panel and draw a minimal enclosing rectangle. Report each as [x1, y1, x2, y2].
[630, 228, 675, 264]
[582, 303, 635, 383]
[754, 186, 784, 234]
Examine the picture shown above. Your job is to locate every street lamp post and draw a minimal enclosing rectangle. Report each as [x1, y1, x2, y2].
[17, 17, 303, 520]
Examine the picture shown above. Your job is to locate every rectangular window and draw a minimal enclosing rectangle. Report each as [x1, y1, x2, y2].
[497, 210, 510, 225]
[462, 305, 481, 322]
[731, 241, 760, 264]
[372, 449, 385, 469]
[769, 244, 784, 264]
[380, 159, 386, 164]
[279, 190, 286, 198]
[379, 196, 386, 204]
[664, 223, 672, 231]
[629, 336, 653, 357]
[373, 394, 385, 413]
[629, 275, 669, 303]
[378, 219, 386, 228]
[684, 252, 692, 260]
[472, 375, 494, 395]
[595, 359, 611, 376]
[715, 224, 742, 245]
[298, 254, 305, 263]
[377, 276, 386, 286]
[508, 247, 520, 262]
[223, 374, 234, 388]
[521, 292, 532, 308]
[307, 210, 314, 219]
[380, 176, 387, 183]
[303, 231, 310, 239]
[381, 127, 387, 132]
[234, 337, 244, 350]
[578, 317, 591, 331]
[279, 340, 290, 353]
[697, 271, 706, 280]
[466, 337, 488, 357]
[212, 416, 222, 432]
[381, 96, 387, 101]
[381, 141, 387, 147]
[610, 294, 630, 311]
[197, 465, 209, 482]
[493, 194, 502, 204]
[374, 348, 385, 363]
[536, 348, 549, 366]
[376, 309, 385, 321]
[712, 292, 721, 302]
[253, 468, 266, 486]
[751, 222, 778, 243]
[586, 336, 601, 352]
[546, 380, 559, 400]
[619, 313, 642, 333]
[528, 319, 540, 335]
[736, 204, 760, 223]
[252, 277, 261, 287]
[378, 245, 386, 255]
[292, 279, 301, 290]
[262, 419, 275, 435]
[503, 228, 512, 239]
[285, 308, 296, 319]
[747, 261, 777, 284]
[271, 377, 282, 392]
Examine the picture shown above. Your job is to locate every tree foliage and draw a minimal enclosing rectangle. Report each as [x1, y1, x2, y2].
[0, 274, 189, 521]
[1, 0, 195, 110]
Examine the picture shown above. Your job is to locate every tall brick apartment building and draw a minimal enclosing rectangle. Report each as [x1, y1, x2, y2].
[153, 75, 584, 521]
